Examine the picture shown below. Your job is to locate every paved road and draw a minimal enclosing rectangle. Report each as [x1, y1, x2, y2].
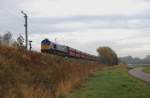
[128, 67, 150, 84]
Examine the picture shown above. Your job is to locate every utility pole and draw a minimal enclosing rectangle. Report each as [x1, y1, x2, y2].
[21, 11, 28, 50]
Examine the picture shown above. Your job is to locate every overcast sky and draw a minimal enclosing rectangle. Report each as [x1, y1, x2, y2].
[0, 0, 150, 58]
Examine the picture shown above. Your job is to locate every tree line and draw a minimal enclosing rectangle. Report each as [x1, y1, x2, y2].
[120, 55, 150, 64]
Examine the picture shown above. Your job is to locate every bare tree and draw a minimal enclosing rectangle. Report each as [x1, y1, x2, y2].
[17, 35, 24, 47]
[11, 35, 25, 49]
[12, 40, 19, 48]
[3, 32, 12, 45]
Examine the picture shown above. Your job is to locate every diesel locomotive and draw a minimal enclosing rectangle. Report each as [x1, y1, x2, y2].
[41, 38, 99, 61]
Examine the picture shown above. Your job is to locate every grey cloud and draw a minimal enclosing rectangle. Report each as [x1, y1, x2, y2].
[0, 0, 26, 35]
[1, 1, 150, 34]
[29, 13, 150, 33]
[31, 14, 150, 24]
[1, 0, 150, 34]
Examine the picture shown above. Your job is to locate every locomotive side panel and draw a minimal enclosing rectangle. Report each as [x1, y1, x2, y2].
[56, 44, 68, 53]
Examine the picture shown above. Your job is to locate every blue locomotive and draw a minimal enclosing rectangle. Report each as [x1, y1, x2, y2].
[41, 38, 98, 61]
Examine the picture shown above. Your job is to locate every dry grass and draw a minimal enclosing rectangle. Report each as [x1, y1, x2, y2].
[0, 45, 104, 98]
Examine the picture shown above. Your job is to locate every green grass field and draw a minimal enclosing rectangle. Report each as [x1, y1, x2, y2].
[143, 67, 150, 74]
[65, 65, 150, 98]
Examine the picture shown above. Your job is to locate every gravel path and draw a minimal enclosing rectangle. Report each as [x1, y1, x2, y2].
[128, 67, 150, 84]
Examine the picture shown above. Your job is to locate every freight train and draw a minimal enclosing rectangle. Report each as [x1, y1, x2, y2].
[41, 39, 99, 61]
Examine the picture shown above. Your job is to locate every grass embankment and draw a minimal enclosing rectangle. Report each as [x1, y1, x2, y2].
[143, 67, 150, 74]
[0, 45, 103, 98]
[66, 65, 150, 98]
